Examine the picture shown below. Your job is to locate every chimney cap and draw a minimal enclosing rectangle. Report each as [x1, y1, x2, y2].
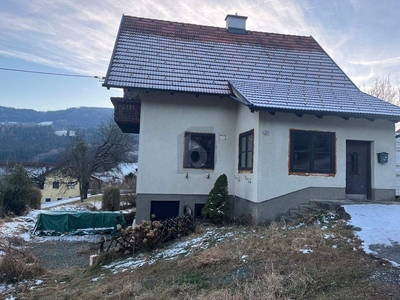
[225, 14, 248, 34]
[225, 14, 248, 21]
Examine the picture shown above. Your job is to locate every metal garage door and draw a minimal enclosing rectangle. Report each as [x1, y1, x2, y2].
[150, 201, 180, 220]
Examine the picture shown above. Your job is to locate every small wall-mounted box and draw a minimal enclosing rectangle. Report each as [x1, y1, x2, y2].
[377, 152, 389, 164]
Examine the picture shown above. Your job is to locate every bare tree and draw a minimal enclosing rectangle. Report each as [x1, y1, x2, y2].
[367, 74, 400, 106]
[58, 118, 134, 201]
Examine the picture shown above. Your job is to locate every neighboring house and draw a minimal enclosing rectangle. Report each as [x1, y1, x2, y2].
[91, 163, 138, 191]
[41, 172, 80, 203]
[55, 130, 76, 137]
[103, 14, 400, 223]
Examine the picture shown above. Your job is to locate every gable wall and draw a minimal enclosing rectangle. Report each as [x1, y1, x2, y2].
[257, 111, 395, 202]
[41, 174, 80, 203]
[137, 91, 237, 196]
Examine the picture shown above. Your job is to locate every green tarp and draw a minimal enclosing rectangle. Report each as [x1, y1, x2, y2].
[33, 211, 127, 234]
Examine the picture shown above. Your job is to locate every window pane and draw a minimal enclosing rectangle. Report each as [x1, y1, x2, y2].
[184, 133, 215, 169]
[314, 154, 331, 171]
[247, 151, 253, 168]
[247, 135, 253, 151]
[293, 135, 310, 152]
[292, 153, 310, 170]
[239, 130, 254, 170]
[314, 135, 330, 153]
[241, 136, 246, 152]
[290, 130, 334, 173]
[241, 152, 246, 168]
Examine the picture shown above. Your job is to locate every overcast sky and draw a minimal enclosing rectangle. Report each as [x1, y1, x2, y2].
[0, 0, 399, 111]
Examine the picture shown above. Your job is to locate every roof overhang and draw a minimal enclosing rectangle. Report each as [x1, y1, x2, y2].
[247, 105, 400, 122]
[229, 80, 400, 122]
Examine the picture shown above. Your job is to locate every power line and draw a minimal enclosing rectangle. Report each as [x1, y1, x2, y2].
[0, 67, 104, 79]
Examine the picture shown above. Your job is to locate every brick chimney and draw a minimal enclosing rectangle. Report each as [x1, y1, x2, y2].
[225, 13, 248, 34]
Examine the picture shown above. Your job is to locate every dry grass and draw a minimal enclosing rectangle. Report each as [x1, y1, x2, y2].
[10, 217, 400, 299]
[89, 195, 103, 202]
[0, 250, 44, 284]
[2, 215, 14, 222]
[76, 245, 97, 255]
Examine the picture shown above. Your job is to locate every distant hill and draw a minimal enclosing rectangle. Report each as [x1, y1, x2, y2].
[0, 106, 114, 129]
[0, 106, 138, 163]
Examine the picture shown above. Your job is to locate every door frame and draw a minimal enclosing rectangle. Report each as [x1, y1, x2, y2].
[345, 140, 372, 200]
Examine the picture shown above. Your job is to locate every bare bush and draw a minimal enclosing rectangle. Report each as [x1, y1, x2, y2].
[102, 186, 120, 211]
[367, 74, 400, 106]
[27, 186, 42, 210]
[121, 193, 136, 209]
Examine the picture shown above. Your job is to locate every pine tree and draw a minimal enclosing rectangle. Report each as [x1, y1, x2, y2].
[202, 174, 229, 223]
[0, 165, 40, 215]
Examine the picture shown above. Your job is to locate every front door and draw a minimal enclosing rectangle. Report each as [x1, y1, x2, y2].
[346, 141, 371, 199]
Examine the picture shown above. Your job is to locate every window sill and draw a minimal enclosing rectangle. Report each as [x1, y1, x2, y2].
[238, 169, 253, 174]
[289, 171, 335, 177]
[183, 167, 214, 170]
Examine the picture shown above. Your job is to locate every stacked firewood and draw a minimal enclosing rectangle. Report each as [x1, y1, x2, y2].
[107, 206, 194, 254]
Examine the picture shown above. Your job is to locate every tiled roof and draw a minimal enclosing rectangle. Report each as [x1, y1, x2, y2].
[104, 15, 400, 120]
[230, 80, 400, 119]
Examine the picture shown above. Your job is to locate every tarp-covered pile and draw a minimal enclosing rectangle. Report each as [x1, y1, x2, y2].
[33, 211, 127, 235]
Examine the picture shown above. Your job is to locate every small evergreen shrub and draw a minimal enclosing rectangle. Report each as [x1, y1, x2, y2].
[202, 174, 230, 224]
[102, 186, 121, 211]
[0, 165, 37, 216]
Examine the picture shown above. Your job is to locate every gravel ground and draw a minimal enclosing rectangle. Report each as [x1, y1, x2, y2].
[27, 239, 102, 270]
[369, 242, 400, 266]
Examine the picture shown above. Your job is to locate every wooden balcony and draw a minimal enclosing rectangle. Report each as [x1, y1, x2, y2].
[111, 97, 141, 133]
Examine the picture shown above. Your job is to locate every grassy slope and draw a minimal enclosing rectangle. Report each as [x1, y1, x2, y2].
[12, 216, 400, 299]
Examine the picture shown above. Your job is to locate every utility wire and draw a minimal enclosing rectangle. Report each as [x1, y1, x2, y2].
[0, 67, 105, 79]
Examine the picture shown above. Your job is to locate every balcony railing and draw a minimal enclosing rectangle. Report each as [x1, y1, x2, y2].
[111, 97, 141, 133]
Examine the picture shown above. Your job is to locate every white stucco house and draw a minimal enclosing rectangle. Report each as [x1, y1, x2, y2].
[396, 133, 400, 196]
[103, 14, 400, 223]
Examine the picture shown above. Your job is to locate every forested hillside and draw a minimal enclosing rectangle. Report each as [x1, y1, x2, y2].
[0, 124, 71, 162]
[0, 106, 113, 129]
[0, 106, 139, 163]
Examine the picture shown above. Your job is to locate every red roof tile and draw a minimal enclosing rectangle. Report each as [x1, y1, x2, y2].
[121, 16, 324, 52]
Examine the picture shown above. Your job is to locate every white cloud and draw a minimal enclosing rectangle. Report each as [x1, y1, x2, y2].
[0, 0, 398, 91]
[348, 56, 400, 68]
[0, 0, 311, 76]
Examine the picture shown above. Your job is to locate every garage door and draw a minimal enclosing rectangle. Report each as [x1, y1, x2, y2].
[150, 201, 180, 220]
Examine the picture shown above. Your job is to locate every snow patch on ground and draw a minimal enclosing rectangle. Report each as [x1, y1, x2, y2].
[41, 196, 86, 209]
[299, 249, 313, 254]
[344, 204, 400, 254]
[1, 279, 43, 297]
[344, 203, 400, 266]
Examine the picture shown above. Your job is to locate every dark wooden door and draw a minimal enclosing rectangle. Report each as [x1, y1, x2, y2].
[346, 141, 370, 199]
